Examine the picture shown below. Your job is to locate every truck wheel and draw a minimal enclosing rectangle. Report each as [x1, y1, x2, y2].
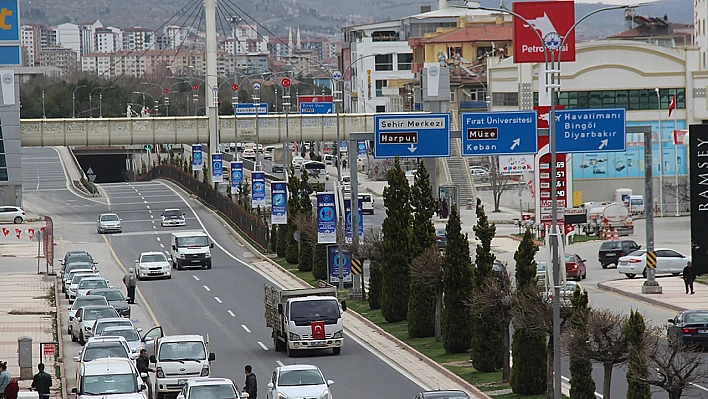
[332, 347, 341, 355]
[286, 344, 295, 358]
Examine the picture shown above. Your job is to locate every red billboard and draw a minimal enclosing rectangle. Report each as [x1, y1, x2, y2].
[512, 1, 576, 63]
[297, 95, 333, 108]
[537, 135, 567, 233]
[534, 105, 565, 129]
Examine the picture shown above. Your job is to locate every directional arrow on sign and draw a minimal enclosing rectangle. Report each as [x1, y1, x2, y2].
[598, 139, 608, 150]
[86, 167, 94, 175]
[510, 138, 520, 150]
[408, 144, 417, 153]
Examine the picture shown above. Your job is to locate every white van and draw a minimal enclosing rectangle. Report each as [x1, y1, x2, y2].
[150, 335, 216, 399]
[170, 231, 213, 270]
[361, 193, 374, 214]
[628, 195, 645, 215]
[323, 154, 335, 165]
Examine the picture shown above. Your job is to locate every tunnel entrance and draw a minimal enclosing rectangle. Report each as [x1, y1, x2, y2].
[74, 153, 130, 183]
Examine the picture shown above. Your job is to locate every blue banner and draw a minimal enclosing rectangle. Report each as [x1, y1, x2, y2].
[317, 192, 337, 244]
[251, 172, 266, 208]
[357, 141, 367, 156]
[339, 141, 348, 152]
[344, 198, 364, 242]
[230, 161, 243, 189]
[271, 181, 287, 225]
[327, 245, 352, 286]
[211, 153, 223, 183]
[192, 145, 203, 171]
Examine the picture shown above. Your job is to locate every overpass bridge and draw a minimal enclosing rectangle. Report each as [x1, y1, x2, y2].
[20, 113, 382, 147]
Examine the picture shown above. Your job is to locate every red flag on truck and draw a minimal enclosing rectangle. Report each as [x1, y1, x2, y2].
[311, 321, 325, 340]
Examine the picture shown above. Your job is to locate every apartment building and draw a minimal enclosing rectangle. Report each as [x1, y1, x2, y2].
[81, 49, 236, 78]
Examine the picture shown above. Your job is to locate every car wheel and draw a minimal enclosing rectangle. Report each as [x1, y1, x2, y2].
[71, 330, 78, 342]
[601, 263, 608, 269]
[642, 268, 648, 279]
[332, 347, 341, 355]
[13, 216, 23, 224]
[80, 332, 86, 345]
[166, 275, 172, 280]
[97, 228, 101, 234]
[625, 273, 636, 279]
[157, 392, 165, 399]
[206, 263, 212, 270]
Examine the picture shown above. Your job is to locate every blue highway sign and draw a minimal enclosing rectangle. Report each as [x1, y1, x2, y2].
[235, 103, 268, 115]
[461, 111, 538, 156]
[374, 113, 450, 159]
[300, 102, 334, 114]
[554, 108, 626, 153]
[0, 0, 19, 42]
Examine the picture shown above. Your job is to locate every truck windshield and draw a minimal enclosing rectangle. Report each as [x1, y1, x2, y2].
[290, 300, 340, 321]
[158, 341, 206, 361]
[176, 237, 209, 247]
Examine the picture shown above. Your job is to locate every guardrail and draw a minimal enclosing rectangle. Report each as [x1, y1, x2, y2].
[138, 164, 270, 250]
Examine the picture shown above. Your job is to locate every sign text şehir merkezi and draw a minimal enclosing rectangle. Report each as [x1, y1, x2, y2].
[377, 118, 446, 130]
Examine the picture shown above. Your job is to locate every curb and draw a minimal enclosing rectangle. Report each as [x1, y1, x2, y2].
[54, 275, 68, 399]
[596, 281, 685, 312]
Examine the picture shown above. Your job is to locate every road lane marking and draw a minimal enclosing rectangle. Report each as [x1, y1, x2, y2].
[146, 205, 150, 210]
[153, 225, 156, 229]
[164, 251, 169, 255]
[160, 244, 164, 248]
[141, 196, 144, 200]
[276, 361, 285, 367]
[257, 342, 268, 351]
[144, 200, 148, 204]
[203, 285, 211, 292]
[241, 324, 250, 332]
[156, 237, 160, 242]
[192, 275, 200, 281]
[214, 297, 222, 303]
[150, 215, 154, 219]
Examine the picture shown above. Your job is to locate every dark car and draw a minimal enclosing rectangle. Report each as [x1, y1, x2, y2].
[88, 288, 131, 318]
[60, 251, 97, 277]
[598, 239, 640, 269]
[435, 227, 447, 249]
[667, 310, 708, 346]
[565, 253, 587, 281]
[415, 390, 470, 399]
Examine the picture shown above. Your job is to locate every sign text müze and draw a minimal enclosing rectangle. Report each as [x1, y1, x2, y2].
[461, 111, 538, 156]
[377, 117, 447, 130]
[380, 132, 418, 144]
[467, 128, 498, 140]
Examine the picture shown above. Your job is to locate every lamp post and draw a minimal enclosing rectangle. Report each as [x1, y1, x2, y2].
[41, 88, 46, 119]
[88, 87, 104, 118]
[98, 86, 112, 118]
[72, 84, 87, 118]
[655, 87, 664, 217]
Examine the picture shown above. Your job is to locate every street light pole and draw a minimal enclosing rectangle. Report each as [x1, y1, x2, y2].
[655, 88, 664, 217]
[72, 84, 86, 118]
[334, 77, 344, 290]
[41, 89, 46, 119]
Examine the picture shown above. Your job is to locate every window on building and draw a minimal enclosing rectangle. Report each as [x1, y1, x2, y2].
[476, 46, 492, 59]
[375, 54, 393, 71]
[372, 31, 399, 42]
[548, 88, 686, 111]
[0, 168, 7, 181]
[447, 46, 462, 59]
[376, 105, 386, 113]
[450, 91, 456, 102]
[375, 80, 388, 97]
[397, 53, 412, 71]
[492, 92, 518, 107]
[0, 154, 5, 168]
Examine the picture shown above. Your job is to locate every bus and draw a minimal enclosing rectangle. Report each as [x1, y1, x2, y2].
[301, 161, 328, 184]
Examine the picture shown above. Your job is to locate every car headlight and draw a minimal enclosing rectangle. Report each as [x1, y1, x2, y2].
[318, 389, 330, 399]
[179, 253, 186, 258]
[156, 367, 165, 378]
[205, 250, 211, 258]
[289, 333, 301, 341]
[333, 330, 343, 339]
[277, 392, 288, 399]
[200, 365, 209, 376]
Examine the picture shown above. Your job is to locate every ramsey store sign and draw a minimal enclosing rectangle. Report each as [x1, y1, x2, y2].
[512, 1, 576, 63]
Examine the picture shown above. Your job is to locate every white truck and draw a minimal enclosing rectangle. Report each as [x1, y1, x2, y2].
[170, 231, 213, 270]
[149, 334, 216, 399]
[264, 285, 347, 357]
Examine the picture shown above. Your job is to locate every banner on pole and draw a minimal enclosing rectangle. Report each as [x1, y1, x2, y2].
[271, 181, 287, 225]
[192, 145, 203, 171]
[251, 172, 266, 208]
[317, 192, 337, 244]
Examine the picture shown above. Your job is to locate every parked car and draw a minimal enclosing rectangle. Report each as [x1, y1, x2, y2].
[414, 390, 471, 399]
[361, 194, 374, 215]
[598, 239, 640, 269]
[292, 156, 305, 167]
[469, 166, 490, 183]
[76, 277, 111, 299]
[536, 261, 547, 288]
[92, 317, 137, 339]
[68, 272, 102, 303]
[617, 248, 690, 278]
[87, 288, 130, 318]
[177, 378, 239, 399]
[266, 365, 333, 399]
[667, 310, 708, 346]
[435, 227, 447, 249]
[96, 213, 122, 234]
[565, 253, 587, 281]
[71, 357, 148, 399]
[68, 296, 110, 333]
[61, 251, 96, 276]
[64, 267, 97, 297]
[70, 305, 120, 345]
[99, 326, 148, 357]
[544, 281, 583, 307]
[0, 206, 26, 224]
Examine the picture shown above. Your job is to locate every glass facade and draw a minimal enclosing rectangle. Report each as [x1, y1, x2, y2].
[533, 88, 686, 111]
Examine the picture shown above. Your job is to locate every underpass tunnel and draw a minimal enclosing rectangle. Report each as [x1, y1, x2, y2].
[74, 153, 131, 183]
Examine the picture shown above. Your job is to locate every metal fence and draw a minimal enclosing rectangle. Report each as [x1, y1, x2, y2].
[139, 165, 270, 250]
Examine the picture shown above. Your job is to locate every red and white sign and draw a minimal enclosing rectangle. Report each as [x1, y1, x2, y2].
[43, 343, 56, 356]
[297, 95, 333, 108]
[565, 224, 575, 235]
[603, 204, 628, 224]
[281, 78, 291, 88]
[673, 129, 688, 145]
[537, 135, 567, 231]
[231, 84, 239, 91]
[522, 214, 531, 221]
[512, 1, 576, 63]
[311, 321, 326, 340]
[534, 105, 565, 129]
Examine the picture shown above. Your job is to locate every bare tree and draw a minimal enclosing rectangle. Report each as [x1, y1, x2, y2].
[564, 308, 629, 399]
[469, 276, 513, 381]
[631, 325, 708, 399]
[295, 213, 317, 243]
[348, 227, 384, 263]
[663, 176, 690, 212]
[487, 156, 511, 212]
[409, 247, 444, 342]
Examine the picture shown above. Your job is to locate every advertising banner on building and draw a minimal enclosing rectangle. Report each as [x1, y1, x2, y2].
[344, 198, 364, 242]
[211, 153, 223, 183]
[327, 245, 353, 286]
[192, 145, 203, 171]
[251, 172, 266, 208]
[499, 155, 534, 175]
[230, 162, 243, 189]
[271, 181, 287, 225]
[317, 192, 337, 244]
[513, 1, 576, 63]
[690, 124, 708, 275]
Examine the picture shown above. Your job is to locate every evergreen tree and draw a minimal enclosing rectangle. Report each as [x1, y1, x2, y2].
[381, 157, 413, 323]
[408, 161, 437, 337]
[276, 224, 288, 257]
[270, 225, 277, 252]
[510, 228, 546, 395]
[297, 169, 314, 271]
[285, 167, 301, 264]
[312, 244, 328, 281]
[470, 204, 503, 371]
[625, 310, 651, 399]
[442, 205, 474, 353]
[569, 286, 596, 399]
[368, 260, 382, 310]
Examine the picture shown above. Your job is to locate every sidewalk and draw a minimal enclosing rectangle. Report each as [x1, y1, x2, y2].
[597, 277, 705, 312]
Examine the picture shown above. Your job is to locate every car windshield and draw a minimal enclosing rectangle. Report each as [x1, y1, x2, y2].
[72, 297, 108, 310]
[629, 250, 646, 257]
[189, 384, 238, 399]
[158, 341, 206, 361]
[100, 214, 119, 221]
[278, 369, 325, 386]
[102, 329, 139, 342]
[96, 291, 125, 302]
[564, 255, 575, 263]
[79, 280, 108, 289]
[436, 228, 446, 236]
[164, 210, 183, 218]
[96, 320, 133, 334]
[82, 345, 129, 361]
[84, 308, 119, 320]
[73, 274, 96, 284]
[67, 256, 94, 265]
[600, 241, 622, 250]
[141, 254, 167, 263]
[66, 267, 93, 279]
[82, 374, 136, 395]
[290, 299, 340, 321]
[176, 236, 209, 247]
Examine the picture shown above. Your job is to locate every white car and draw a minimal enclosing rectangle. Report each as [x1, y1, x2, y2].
[68, 296, 109, 334]
[97, 213, 122, 234]
[100, 326, 148, 356]
[617, 248, 691, 278]
[0, 206, 26, 224]
[405, 170, 417, 177]
[360, 193, 374, 215]
[469, 166, 490, 182]
[242, 149, 256, 160]
[177, 378, 239, 399]
[292, 156, 305, 167]
[72, 337, 133, 385]
[68, 273, 102, 303]
[135, 251, 172, 279]
[266, 365, 333, 399]
[64, 267, 97, 297]
[92, 317, 137, 339]
[70, 305, 120, 345]
[72, 357, 148, 399]
[161, 209, 186, 227]
[76, 277, 111, 298]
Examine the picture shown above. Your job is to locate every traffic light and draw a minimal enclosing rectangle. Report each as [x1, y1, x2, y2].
[193, 84, 199, 91]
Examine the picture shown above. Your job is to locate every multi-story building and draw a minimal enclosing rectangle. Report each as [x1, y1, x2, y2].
[81, 49, 235, 78]
[56, 23, 82, 61]
[79, 20, 104, 55]
[123, 27, 153, 51]
[21, 24, 42, 66]
[40, 26, 57, 49]
[268, 37, 292, 57]
[94, 27, 123, 53]
[164, 25, 184, 49]
[38, 46, 77, 75]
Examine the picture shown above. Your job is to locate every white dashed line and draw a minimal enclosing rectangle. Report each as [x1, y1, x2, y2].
[276, 361, 285, 367]
[258, 342, 268, 351]
[164, 250, 170, 255]
[241, 324, 250, 332]
[150, 215, 154, 219]
[160, 244, 164, 248]
[203, 285, 211, 292]
[146, 205, 150, 209]
[153, 225, 156, 229]
[149, 210, 152, 214]
[228, 310, 236, 317]
[192, 275, 200, 281]
[144, 200, 148, 204]
[214, 297, 222, 303]
[141, 196, 145, 200]
[156, 237, 161, 242]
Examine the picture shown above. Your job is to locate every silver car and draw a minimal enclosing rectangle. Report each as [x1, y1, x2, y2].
[70, 305, 120, 345]
[64, 264, 97, 295]
[68, 273, 101, 303]
[266, 365, 333, 399]
[68, 296, 109, 335]
[76, 277, 111, 298]
[92, 318, 136, 339]
[100, 326, 146, 357]
[161, 209, 186, 227]
[97, 213, 122, 234]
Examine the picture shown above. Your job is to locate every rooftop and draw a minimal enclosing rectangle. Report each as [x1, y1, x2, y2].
[419, 24, 512, 44]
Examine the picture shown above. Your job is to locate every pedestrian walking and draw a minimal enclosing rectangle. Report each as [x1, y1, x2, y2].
[136, 349, 154, 399]
[0, 361, 10, 399]
[435, 199, 441, 218]
[342, 158, 348, 170]
[243, 365, 257, 399]
[442, 198, 449, 219]
[30, 363, 51, 399]
[683, 261, 696, 294]
[123, 268, 137, 304]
